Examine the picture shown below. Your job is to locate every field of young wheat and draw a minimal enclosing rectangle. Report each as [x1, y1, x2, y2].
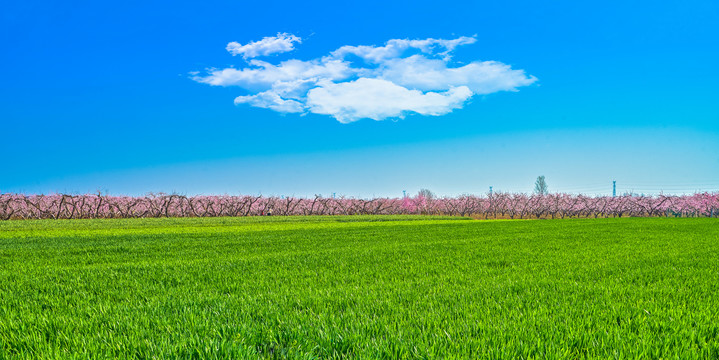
[1, 216, 717, 358]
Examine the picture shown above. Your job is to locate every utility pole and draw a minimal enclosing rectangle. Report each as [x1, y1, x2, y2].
[612, 181, 616, 197]
[489, 186, 493, 196]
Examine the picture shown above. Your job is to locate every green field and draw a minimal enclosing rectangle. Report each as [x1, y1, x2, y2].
[1, 216, 718, 359]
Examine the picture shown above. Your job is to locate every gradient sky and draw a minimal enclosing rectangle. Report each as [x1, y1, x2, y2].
[2, 0, 718, 197]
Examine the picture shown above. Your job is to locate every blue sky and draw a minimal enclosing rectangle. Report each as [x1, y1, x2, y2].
[2, 0, 718, 197]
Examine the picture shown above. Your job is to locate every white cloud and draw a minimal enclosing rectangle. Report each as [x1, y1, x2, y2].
[307, 78, 473, 123]
[194, 34, 537, 123]
[192, 59, 354, 91]
[331, 36, 477, 62]
[377, 55, 538, 94]
[226, 33, 301, 59]
[234, 91, 305, 113]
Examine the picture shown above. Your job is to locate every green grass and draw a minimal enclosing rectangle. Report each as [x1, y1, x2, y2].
[1, 216, 718, 359]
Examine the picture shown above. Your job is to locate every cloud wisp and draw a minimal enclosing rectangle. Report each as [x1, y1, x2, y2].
[194, 34, 537, 123]
[225, 32, 301, 59]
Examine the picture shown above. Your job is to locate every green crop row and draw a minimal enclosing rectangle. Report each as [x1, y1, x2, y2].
[1, 216, 717, 359]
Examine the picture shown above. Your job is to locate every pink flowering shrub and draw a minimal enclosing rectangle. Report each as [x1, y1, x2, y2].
[0, 192, 717, 220]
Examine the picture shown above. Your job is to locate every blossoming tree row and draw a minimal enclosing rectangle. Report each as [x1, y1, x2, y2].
[1, 192, 717, 220]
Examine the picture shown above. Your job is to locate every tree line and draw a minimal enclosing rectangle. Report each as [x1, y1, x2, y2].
[1, 192, 717, 220]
